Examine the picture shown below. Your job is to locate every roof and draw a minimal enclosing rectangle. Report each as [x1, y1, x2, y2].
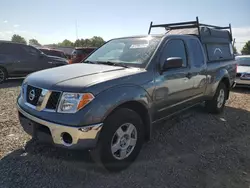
[0, 40, 27, 45]
[109, 34, 164, 41]
[75, 47, 97, 50]
[42, 45, 74, 55]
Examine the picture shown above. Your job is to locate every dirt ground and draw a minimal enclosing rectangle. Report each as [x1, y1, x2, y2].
[0, 79, 250, 188]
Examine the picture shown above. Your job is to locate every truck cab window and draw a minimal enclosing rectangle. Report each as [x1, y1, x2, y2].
[161, 39, 187, 67]
[189, 39, 205, 68]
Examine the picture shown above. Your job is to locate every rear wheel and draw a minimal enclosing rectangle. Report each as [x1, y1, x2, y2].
[205, 82, 227, 114]
[0, 67, 7, 84]
[90, 108, 145, 172]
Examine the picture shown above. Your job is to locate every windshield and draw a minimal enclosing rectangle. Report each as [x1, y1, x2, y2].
[85, 36, 161, 68]
[236, 56, 250, 66]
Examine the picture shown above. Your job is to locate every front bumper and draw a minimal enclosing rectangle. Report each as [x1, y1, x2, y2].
[235, 77, 250, 86]
[17, 103, 103, 149]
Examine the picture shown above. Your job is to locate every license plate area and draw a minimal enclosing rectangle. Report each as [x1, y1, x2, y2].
[19, 113, 36, 135]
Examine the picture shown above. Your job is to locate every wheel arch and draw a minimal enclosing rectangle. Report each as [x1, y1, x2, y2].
[220, 76, 230, 99]
[0, 65, 8, 75]
[0, 65, 8, 82]
[104, 100, 152, 142]
[208, 68, 231, 100]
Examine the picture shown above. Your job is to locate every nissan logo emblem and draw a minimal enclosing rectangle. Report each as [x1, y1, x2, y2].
[29, 89, 36, 101]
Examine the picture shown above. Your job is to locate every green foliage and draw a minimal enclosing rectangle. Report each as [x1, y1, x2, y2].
[89, 36, 105, 47]
[57, 36, 105, 48]
[58, 39, 74, 47]
[29, 39, 41, 46]
[241, 41, 250, 55]
[10, 35, 105, 48]
[11, 34, 27, 44]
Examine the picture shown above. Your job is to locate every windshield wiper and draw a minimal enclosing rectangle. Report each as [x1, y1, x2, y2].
[82, 60, 97, 64]
[96, 61, 129, 68]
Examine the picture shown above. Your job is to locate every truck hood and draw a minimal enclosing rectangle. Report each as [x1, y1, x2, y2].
[24, 63, 141, 90]
[237, 66, 250, 73]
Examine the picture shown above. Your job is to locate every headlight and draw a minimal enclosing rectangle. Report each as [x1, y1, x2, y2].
[21, 82, 27, 100]
[57, 93, 94, 113]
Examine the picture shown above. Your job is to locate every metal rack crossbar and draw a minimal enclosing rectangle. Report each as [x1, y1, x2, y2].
[148, 16, 232, 38]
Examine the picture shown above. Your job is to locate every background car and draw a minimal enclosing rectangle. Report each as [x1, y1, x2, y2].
[69, 47, 96, 64]
[235, 55, 250, 87]
[0, 41, 69, 83]
[38, 48, 68, 59]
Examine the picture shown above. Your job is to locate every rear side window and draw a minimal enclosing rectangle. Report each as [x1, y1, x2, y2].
[0, 43, 15, 54]
[161, 39, 187, 67]
[72, 49, 81, 56]
[84, 48, 95, 53]
[0, 43, 22, 56]
[206, 43, 233, 61]
[189, 39, 205, 68]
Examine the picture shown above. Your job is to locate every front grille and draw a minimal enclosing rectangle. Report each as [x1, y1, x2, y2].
[26, 85, 42, 106]
[46, 91, 61, 110]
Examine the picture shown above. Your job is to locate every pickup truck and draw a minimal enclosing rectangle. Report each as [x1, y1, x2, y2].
[17, 18, 236, 172]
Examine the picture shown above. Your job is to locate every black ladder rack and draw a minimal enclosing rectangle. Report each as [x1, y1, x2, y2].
[147, 16, 232, 39]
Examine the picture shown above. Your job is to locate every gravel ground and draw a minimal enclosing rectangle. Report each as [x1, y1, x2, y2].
[1, 79, 250, 188]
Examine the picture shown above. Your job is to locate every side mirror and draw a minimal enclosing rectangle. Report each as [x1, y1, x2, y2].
[39, 53, 45, 58]
[162, 57, 183, 71]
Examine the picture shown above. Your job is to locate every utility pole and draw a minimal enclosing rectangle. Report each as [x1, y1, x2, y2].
[75, 20, 78, 40]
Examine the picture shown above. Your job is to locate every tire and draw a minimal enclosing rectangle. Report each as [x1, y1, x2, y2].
[0, 67, 7, 84]
[205, 82, 227, 114]
[90, 108, 145, 172]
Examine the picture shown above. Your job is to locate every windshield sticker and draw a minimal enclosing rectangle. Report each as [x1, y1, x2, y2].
[130, 44, 149, 49]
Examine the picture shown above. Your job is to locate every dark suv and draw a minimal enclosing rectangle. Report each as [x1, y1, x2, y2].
[69, 47, 96, 64]
[0, 41, 69, 83]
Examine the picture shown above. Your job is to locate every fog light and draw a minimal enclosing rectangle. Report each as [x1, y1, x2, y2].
[61, 132, 73, 145]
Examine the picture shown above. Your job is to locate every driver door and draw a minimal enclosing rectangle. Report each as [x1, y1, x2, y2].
[153, 38, 196, 121]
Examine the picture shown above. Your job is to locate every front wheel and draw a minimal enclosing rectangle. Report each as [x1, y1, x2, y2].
[90, 108, 145, 172]
[205, 82, 228, 114]
[0, 67, 7, 84]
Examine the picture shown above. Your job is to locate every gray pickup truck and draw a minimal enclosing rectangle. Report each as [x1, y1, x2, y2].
[17, 18, 236, 172]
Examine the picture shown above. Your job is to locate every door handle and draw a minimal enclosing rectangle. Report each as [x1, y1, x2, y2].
[186, 72, 192, 79]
